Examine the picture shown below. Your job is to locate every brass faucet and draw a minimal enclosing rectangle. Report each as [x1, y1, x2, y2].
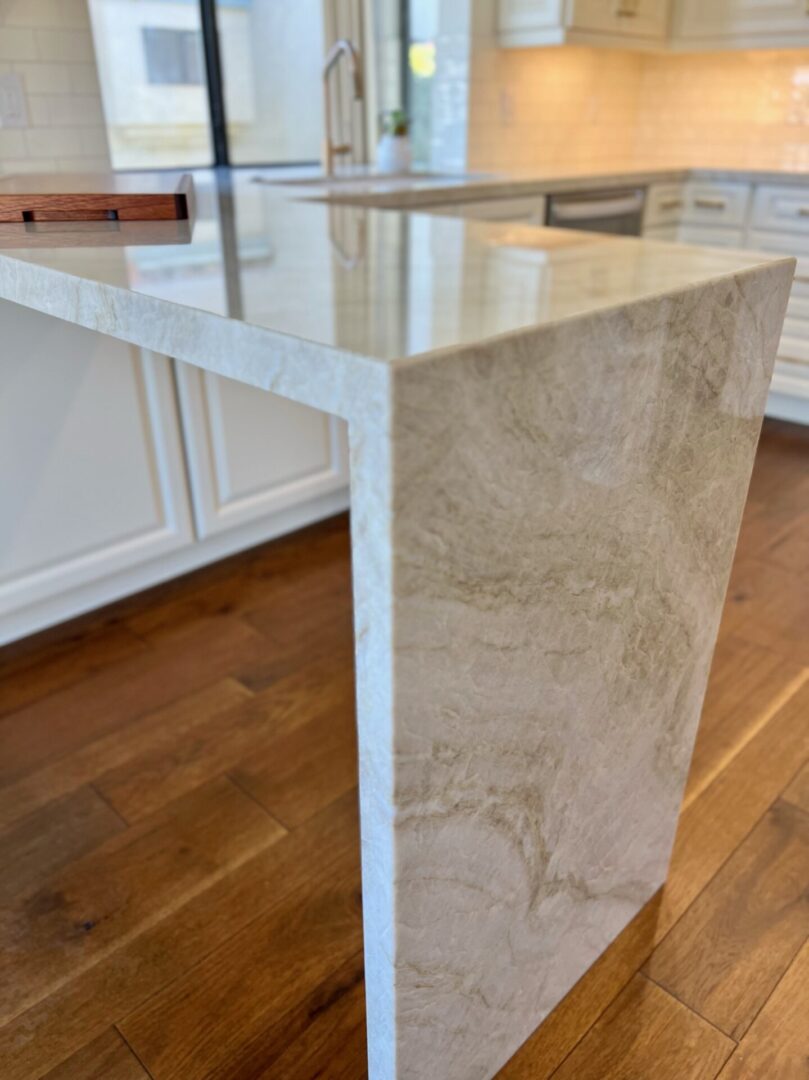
[322, 39, 364, 177]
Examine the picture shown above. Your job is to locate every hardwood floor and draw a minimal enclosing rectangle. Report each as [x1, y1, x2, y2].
[0, 418, 807, 1080]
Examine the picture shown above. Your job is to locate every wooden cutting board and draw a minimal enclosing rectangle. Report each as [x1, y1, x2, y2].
[0, 172, 194, 223]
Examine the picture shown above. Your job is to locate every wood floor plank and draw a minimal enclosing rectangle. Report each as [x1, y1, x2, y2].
[782, 759, 809, 815]
[39, 1027, 148, 1080]
[683, 634, 808, 805]
[0, 785, 125, 905]
[95, 654, 355, 824]
[0, 775, 284, 1027]
[497, 672, 809, 1078]
[646, 800, 809, 1040]
[718, 941, 809, 1080]
[728, 558, 809, 665]
[733, 476, 809, 565]
[237, 601, 354, 693]
[550, 974, 734, 1080]
[755, 508, 809, 576]
[0, 678, 251, 831]
[125, 516, 351, 647]
[0, 624, 147, 719]
[230, 691, 357, 829]
[0, 789, 359, 1080]
[211, 951, 367, 1080]
[0, 616, 267, 785]
[119, 854, 363, 1080]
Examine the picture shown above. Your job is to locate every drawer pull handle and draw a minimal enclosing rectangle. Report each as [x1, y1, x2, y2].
[615, 0, 639, 13]
[694, 197, 727, 210]
[659, 199, 683, 210]
[798, 208, 809, 217]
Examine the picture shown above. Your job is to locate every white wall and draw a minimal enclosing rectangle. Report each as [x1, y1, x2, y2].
[0, 0, 110, 173]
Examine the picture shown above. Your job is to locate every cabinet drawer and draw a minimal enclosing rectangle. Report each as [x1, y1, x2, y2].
[644, 183, 685, 228]
[678, 224, 745, 248]
[751, 184, 809, 234]
[681, 181, 751, 227]
[570, 0, 669, 39]
[748, 228, 809, 280]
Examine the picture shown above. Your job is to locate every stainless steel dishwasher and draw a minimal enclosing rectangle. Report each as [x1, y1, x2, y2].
[546, 188, 645, 235]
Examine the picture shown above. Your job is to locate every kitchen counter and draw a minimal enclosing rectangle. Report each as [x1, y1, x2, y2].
[0, 170, 792, 405]
[0, 169, 795, 1080]
[256, 161, 809, 210]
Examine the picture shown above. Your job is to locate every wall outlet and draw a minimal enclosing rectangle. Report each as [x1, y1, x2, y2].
[0, 73, 28, 128]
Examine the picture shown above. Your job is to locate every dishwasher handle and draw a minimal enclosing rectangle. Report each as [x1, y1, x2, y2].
[548, 190, 645, 223]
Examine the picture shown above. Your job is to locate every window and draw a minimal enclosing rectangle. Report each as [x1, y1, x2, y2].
[142, 28, 205, 86]
[88, 0, 342, 169]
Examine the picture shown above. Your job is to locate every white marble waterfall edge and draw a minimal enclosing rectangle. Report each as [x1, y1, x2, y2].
[349, 264, 793, 1079]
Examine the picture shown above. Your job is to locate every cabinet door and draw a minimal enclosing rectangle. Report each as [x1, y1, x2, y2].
[0, 302, 193, 626]
[499, 0, 564, 35]
[569, 0, 669, 39]
[175, 365, 349, 539]
[675, 0, 809, 40]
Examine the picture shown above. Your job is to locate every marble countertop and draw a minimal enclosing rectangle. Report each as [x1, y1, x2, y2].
[0, 168, 790, 373]
[261, 161, 809, 210]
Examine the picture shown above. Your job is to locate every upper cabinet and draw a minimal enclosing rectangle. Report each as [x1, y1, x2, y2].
[499, 0, 670, 49]
[499, 0, 809, 48]
[672, 0, 809, 49]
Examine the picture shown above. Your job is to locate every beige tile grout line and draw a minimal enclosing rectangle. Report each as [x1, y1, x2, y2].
[682, 666, 809, 812]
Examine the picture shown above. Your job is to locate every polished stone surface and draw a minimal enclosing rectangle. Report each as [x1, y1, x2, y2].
[0, 168, 795, 1080]
[0, 169, 789, 397]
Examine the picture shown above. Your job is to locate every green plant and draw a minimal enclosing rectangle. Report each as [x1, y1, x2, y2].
[381, 109, 409, 137]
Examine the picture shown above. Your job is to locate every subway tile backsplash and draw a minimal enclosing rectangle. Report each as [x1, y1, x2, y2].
[0, 0, 110, 175]
[469, 46, 809, 173]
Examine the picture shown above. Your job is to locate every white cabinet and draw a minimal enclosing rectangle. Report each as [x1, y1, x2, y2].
[0, 305, 350, 644]
[681, 180, 751, 228]
[175, 365, 349, 538]
[501, 0, 809, 48]
[499, 0, 670, 47]
[644, 177, 809, 425]
[643, 183, 685, 229]
[673, 0, 809, 48]
[643, 179, 752, 245]
[571, 0, 670, 39]
[0, 303, 194, 642]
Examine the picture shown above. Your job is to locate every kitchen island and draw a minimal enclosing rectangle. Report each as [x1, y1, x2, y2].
[0, 176, 794, 1080]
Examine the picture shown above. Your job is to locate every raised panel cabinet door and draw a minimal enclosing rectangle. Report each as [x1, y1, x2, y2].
[175, 365, 349, 539]
[675, 0, 809, 39]
[0, 302, 194, 629]
[568, 0, 670, 38]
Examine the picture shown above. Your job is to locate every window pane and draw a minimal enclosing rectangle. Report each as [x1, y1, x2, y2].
[217, 0, 325, 165]
[89, 0, 213, 169]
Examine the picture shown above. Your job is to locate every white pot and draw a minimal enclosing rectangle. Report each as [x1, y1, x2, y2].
[376, 133, 412, 175]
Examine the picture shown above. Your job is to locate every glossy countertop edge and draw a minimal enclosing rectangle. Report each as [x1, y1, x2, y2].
[0, 227, 793, 372]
